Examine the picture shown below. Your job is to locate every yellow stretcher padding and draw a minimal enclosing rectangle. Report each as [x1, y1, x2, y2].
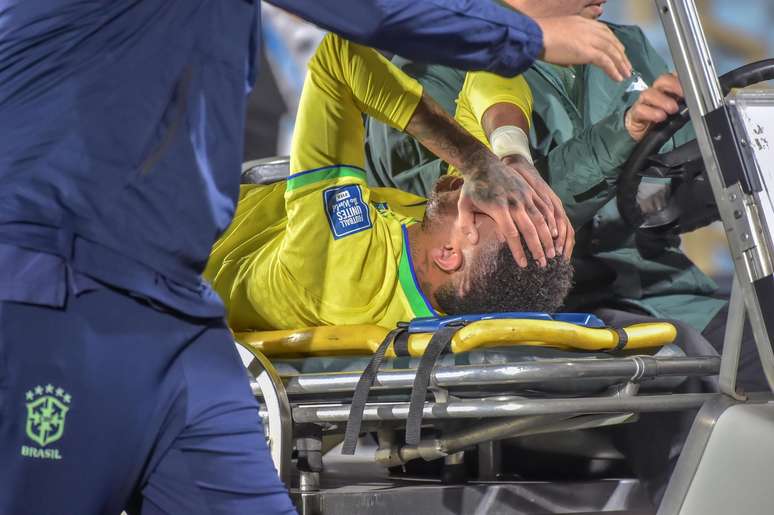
[235, 319, 677, 358]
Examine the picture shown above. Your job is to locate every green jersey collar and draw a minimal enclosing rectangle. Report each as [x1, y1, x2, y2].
[398, 224, 437, 319]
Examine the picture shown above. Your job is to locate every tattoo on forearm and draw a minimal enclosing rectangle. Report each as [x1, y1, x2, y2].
[405, 91, 522, 206]
[406, 93, 491, 174]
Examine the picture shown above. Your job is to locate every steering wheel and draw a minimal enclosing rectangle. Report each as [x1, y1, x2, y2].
[617, 59, 774, 233]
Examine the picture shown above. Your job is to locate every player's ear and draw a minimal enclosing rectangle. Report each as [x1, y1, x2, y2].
[431, 243, 463, 273]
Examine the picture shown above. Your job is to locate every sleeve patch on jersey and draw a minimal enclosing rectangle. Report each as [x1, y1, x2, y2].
[324, 184, 372, 239]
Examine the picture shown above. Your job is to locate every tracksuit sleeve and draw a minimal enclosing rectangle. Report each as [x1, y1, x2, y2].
[266, 0, 544, 77]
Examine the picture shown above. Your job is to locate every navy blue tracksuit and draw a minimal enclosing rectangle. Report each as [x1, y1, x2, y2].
[0, 1, 543, 513]
[1, 279, 294, 514]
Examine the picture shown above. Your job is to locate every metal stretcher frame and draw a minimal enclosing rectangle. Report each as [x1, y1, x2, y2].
[241, 339, 722, 493]
[276, 355, 720, 395]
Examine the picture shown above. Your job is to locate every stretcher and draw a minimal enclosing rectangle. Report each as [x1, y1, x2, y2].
[237, 309, 721, 514]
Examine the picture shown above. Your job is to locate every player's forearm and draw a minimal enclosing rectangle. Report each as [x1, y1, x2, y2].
[481, 103, 530, 139]
[405, 91, 499, 184]
[459, 70, 534, 163]
[481, 102, 533, 163]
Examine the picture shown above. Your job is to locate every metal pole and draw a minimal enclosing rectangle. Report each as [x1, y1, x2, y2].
[291, 393, 718, 423]
[477, 441, 502, 481]
[384, 412, 635, 466]
[657, 0, 722, 116]
[243, 347, 293, 486]
[718, 276, 746, 398]
[384, 414, 569, 465]
[269, 356, 720, 396]
[657, 0, 774, 390]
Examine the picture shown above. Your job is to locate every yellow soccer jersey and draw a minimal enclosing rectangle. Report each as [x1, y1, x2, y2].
[205, 34, 436, 331]
[205, 170, 436, 331]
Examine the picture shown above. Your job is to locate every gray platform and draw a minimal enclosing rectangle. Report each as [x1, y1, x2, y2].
[291, 479, 655, 515]
[289, 438, 656, 515]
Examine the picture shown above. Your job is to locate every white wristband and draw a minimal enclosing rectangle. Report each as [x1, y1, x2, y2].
[489, 125, 533, 164]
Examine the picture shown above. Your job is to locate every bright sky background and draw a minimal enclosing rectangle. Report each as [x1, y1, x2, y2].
[603, 0, 774, 74]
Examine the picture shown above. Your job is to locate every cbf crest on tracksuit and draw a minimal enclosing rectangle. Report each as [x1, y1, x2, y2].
[22, 384, 71, 459]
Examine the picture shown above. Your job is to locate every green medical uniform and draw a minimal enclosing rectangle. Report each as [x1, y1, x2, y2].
[364, 23, 726, 331]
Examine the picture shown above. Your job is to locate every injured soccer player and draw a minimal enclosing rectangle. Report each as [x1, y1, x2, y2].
[204, 33, 572, 332]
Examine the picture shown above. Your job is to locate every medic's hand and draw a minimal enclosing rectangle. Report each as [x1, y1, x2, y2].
[457, 150, 555, 268]
[501, 154, 575, 260]
[625, 73, 684, 141]
[536, 16, 632, 82]
[503, 0, 590, 18]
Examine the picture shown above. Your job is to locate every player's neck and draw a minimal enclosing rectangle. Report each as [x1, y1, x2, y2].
[406, 224, 428, 276]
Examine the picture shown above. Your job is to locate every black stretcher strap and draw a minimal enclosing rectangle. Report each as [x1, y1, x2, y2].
[404, 325, 461, 447]
[342, 325, 406, 455]
[392, 330, 411, 357]
[611, 327, 629, 352]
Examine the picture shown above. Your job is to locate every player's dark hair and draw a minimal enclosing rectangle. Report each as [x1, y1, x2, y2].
[435, 242, 573, 315]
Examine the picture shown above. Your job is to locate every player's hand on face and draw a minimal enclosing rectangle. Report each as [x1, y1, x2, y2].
[536, 16, 632, 82]
[501, 155, 575, 260]
[456, 151, 555, 268]
[625, 73, 684, 141]
[503, 0, 589, 18]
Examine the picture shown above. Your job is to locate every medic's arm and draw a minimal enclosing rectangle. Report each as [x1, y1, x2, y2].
[543, 112, 635, 229]
[266, 0, 543, 77]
